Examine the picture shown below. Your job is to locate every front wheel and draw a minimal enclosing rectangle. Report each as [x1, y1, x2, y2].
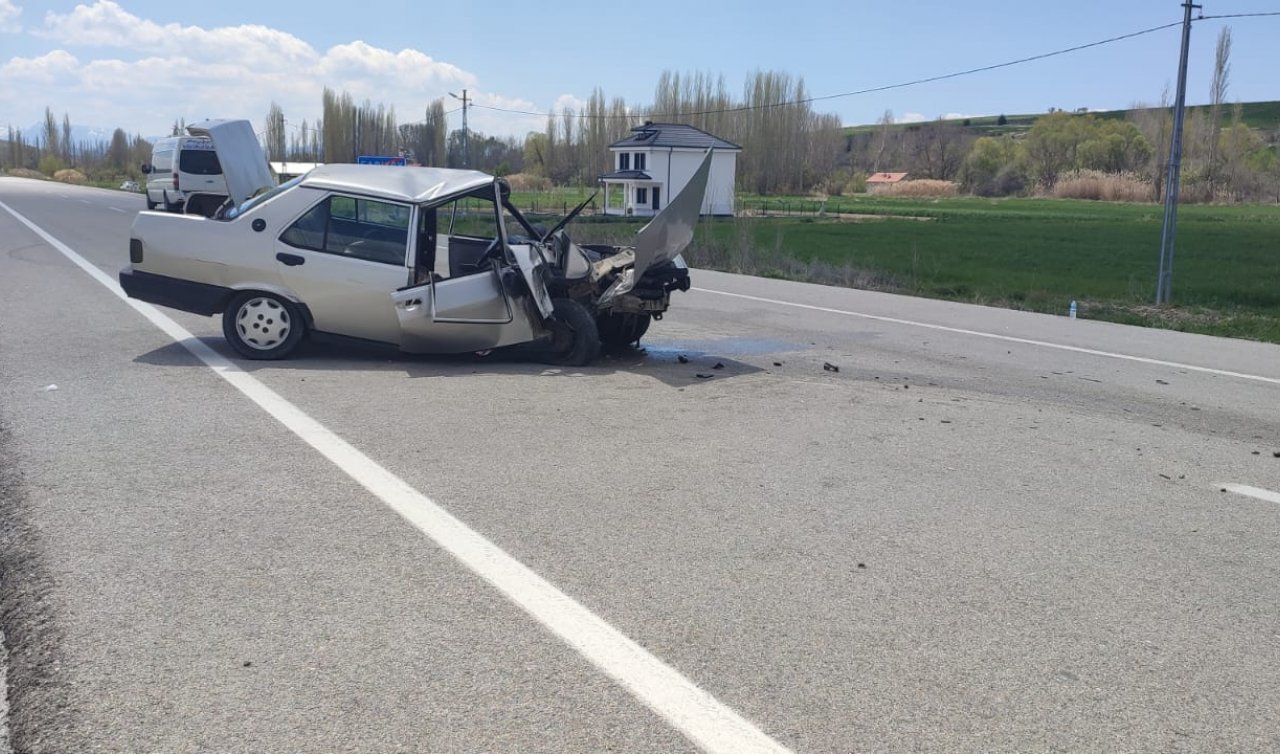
[597, 312, 651, 347]
[221, 291, 305, 360]
[542, 298, 600, 366]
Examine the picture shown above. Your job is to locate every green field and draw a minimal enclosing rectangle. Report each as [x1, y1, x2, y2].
[566, 196, 1280, 343]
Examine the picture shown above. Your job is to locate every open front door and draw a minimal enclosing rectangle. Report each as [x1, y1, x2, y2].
[392, 264, 540, 354]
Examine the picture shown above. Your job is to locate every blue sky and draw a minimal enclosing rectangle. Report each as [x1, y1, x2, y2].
[2, 0, 1278, 141]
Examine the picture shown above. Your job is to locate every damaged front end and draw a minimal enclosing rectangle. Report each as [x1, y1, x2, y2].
[508, 149, 711, 347]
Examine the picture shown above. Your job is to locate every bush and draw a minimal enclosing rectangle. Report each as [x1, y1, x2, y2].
[53, 169, 87, 184]
[818, 170, 866, 197]
[877, 180, 958, 198]
[38, 154, 66, 176]
[503, 172, 551, 191]
[1051, 170, 1151, 202]
[4, 168, 46, 180]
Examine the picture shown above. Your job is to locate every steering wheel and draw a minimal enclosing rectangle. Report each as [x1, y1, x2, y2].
[475, 236, 504, 265]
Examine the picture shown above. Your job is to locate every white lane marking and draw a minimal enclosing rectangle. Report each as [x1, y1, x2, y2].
[109, 207, 125, 213]
[79, 199, 92, 204]
[1219, 484, 1280, 505]
[0, 200, 791, 754]
[695, 287, 1280, 386]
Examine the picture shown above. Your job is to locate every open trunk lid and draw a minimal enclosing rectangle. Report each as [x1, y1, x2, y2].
[185, 119, 275, 207]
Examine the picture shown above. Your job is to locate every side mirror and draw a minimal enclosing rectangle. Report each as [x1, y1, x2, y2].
[140, 162, 152, 174]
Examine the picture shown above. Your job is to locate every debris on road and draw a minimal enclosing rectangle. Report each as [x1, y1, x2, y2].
[1273, 451, 1280, 458]
[823, 362, 839, 373]
[1156, 379, 1170, 385]
[713, 362, 725, 370]
[773, 361, 783, 367]
[695, 373, 714, 379]
[1159, 473, 1172, 480]
[677, 355, 689, 364]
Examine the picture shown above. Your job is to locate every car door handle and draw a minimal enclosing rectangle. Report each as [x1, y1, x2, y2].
[276, 252, 305, 267]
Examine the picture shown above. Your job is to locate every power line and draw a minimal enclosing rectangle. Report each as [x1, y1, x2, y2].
[472, 19, 1188, 121]
[1197, 12, 1280, 20]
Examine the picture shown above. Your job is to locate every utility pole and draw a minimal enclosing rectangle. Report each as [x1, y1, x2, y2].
[1156, 0, 1200, 305]
[450, 89, 470, 168]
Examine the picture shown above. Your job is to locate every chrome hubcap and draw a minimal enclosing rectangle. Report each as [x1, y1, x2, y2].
[235, 297, 291, 350]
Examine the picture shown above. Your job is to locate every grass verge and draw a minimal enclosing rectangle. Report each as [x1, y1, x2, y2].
[567, 196, 1280, 343]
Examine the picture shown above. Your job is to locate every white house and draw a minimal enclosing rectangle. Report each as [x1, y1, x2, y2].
[600, 123, 741, 217]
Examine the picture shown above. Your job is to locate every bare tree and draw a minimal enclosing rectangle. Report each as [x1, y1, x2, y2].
[264, 102, 286, 162]
[905, 119, 970, 180]
[1206, 26, 1232, 197]
[42, 107, 59, 159]
[872, 109, 894, 173]
[61, 113, 73, 164]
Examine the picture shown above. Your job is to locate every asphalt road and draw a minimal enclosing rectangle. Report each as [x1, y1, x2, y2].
[2, 176, 1279, 753]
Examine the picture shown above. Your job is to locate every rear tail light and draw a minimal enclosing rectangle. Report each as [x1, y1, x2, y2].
[174, 171, 179, 191]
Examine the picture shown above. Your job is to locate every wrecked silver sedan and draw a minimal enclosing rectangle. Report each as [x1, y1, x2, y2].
[121, 135, 710, 366]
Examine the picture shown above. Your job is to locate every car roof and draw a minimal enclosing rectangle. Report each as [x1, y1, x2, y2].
[299, 164, 496, 204]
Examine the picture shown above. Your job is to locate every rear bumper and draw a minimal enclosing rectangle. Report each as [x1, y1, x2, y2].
[119, 268, 231, 316]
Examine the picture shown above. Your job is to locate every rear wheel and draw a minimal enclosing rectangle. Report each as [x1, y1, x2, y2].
[596, 312, 651, 347]
[221, 291, 305, 360]
[542, 298, 600, 366]
[145, 195, 157, 210]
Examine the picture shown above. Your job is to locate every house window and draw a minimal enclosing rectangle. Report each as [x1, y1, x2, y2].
[634, 153, 646, 171]
[619, 153, 630, 171]
[651, 187, 660, 210]
[636, 187, 648, 205]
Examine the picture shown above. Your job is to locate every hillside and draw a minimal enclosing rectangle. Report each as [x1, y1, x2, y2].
[843, 100, 1280, 136]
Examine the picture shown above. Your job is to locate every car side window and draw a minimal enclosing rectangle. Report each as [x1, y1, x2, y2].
[280, 195, 410, 266]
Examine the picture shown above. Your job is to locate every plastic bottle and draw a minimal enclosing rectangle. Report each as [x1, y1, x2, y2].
[1069, 300, 1078, 319]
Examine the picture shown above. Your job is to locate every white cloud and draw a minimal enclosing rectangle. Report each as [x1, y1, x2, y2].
[2, 0, 552, 139]
[899, 112, 927, 124]
[0, 0, 21, 32]
[551, 93, 588, 115]
[0, 50, 79, 82]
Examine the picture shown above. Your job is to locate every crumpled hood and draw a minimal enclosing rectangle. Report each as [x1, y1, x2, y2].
[631, 148, 713, 280]
[597, 149, 712, 306]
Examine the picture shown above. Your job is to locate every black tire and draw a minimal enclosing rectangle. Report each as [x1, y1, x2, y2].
[221, 291, 305, 360]
[596, 312, 651, 347]
[542, 298, 600, 366]
[145, 196, 157, 210]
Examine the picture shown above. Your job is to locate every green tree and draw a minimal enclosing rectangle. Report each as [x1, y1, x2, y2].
[1077, 121, 1151, 174]
[959, 136, 1027, 196]
[522, 131, 548, 177]
[1025, 111, 1092, 187]
[107, 128, 130, 170]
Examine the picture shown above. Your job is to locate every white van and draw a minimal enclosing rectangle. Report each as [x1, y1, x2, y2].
[142, 136, 229, 213]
